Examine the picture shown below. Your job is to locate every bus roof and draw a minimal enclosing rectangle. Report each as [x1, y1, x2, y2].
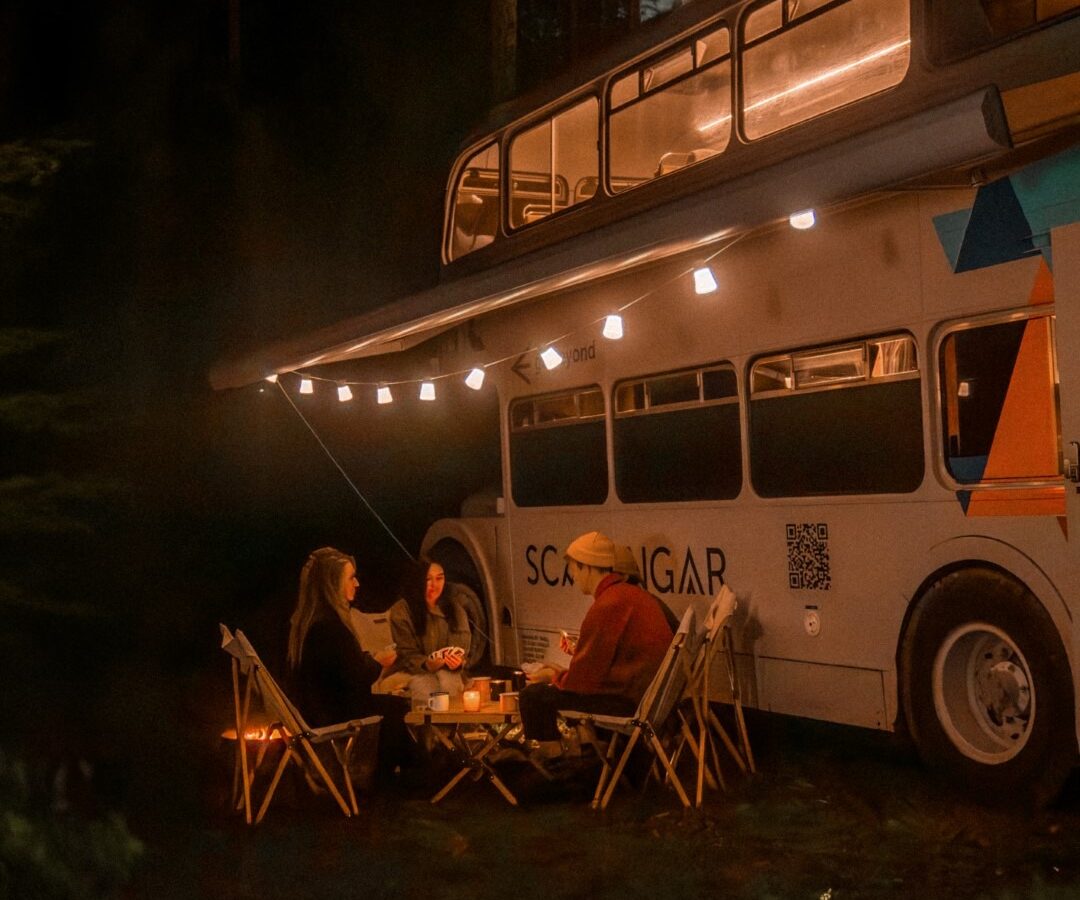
[209, 88, 1009, 391]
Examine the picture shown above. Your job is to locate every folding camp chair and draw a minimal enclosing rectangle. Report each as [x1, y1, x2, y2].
[561, 607, 697, 811]
[673, 585, 755, 806]
[220, 624, 382, 824]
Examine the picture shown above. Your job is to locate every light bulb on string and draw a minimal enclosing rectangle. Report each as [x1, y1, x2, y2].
[264, 374, 278, 383]
[789, 209, 816, 230]
[337, 384, 353, 402]
[419, 381, 436, 401]
[693, 267, 718, 295]
[377, 385, 393, 405]
[602, 314, 624, 340]
[540, 346, 563, 370]
[465, 367, 485, 390]
[299, 378, 314, 395]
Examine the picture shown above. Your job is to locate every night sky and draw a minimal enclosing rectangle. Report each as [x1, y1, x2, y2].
[0, 0, 508, 811]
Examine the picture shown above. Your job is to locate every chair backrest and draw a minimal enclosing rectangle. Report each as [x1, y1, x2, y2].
[636, 606, 696, 727]
[233, 629, 312, 736]
[704, 584, 737, 644]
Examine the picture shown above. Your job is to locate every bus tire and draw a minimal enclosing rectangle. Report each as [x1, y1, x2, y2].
[902, 568, 1075, 808]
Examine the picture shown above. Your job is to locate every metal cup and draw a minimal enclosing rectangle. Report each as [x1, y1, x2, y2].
[512, 670, 526, 691]
[499, 692, 519, 713]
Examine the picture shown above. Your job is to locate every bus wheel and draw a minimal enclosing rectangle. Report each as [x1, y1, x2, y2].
[903, 568, 1075, 807]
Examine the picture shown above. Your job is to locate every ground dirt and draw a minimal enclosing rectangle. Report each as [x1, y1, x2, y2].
[127, 714, 1080, 899]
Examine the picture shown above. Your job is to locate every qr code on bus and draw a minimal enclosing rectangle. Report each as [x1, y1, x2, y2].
[786, 523, 831, 591]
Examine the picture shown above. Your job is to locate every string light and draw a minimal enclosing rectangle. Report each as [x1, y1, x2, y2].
[602, 314, 624, 340]
[540, 346, 563, 370]
[274, 230, 751, 403]
[789, 209, 816, 230]
[693, 266, 718, 294]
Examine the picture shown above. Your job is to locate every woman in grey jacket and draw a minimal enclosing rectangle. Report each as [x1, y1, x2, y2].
[389, 559, 472, 705]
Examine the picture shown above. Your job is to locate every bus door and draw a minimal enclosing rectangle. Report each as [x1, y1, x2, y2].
[1055, 221, 1080, 552]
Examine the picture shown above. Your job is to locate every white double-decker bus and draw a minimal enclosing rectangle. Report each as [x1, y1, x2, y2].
[213, 0, 1080, 802]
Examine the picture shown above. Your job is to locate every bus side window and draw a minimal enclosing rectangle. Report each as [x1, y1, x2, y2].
[613, 364, 742, 503]
[509, 388, 608, 507]
[930, 0, 1080, 60]
[741, 0, 910, 140]
[448, 145, 500, 261]
[749, 333, 923, 497]
[939, 316, 1061, 484]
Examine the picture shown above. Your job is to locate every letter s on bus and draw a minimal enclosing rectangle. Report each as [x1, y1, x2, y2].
[526, 545, 540, 585]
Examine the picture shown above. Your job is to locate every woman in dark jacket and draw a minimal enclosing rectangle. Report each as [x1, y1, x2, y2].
[286, 547, 410, 776]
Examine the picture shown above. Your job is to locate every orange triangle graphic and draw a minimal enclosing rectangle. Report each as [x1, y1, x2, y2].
[1029, 258, 1054, 305]
[982, 317, 1059, 481]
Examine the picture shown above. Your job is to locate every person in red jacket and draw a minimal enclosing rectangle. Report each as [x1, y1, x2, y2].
[519, 530, 675, 759]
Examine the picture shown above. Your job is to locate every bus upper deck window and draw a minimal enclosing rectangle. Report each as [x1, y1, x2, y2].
[509, 98, 598, 229]
[741, 0, 910, 141]
[930, 0, 1080, 60]
[449, 143, 500, 261]
[793, 344, 866, 389]
[608, 23, 732, 194]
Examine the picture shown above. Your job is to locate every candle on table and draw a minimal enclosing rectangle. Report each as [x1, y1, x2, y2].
[463, 690, 481, 712]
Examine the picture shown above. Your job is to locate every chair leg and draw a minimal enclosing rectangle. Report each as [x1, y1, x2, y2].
[255, 743, 293, 824]
[734, 700, 756, 774]
[707, 707, 749, 775]
[648, 729, 690, 808]
[591, 733, 620, 809]
[599, 728, 642, 811]
[231, 661, 253, 824]
[338, 736, 360, 815]
[298, 738, 353, 818]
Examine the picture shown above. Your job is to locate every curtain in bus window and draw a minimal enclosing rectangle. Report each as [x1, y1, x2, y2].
[509, 98, 597, 229]
[608, 37, 731, 192]
[750, 380, 924, 496]
[940, 317, 1061, 483]
[510, 420, 608, 506]
[741, 0, 910, 140]
[615, 404, 741, 502]
[450, 144, 500, 261]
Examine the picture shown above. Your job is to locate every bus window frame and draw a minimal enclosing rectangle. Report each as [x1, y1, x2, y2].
[603, 18, 734, 197]
[926, 0, 1080, 64]
[509, 385, 606, 433]
[505, 92, 602, 234]
[447, 140, 502, 263]
[613, 362, 739, 418]
[737, 0, 911, 143]
[931, 307, 1062, 492]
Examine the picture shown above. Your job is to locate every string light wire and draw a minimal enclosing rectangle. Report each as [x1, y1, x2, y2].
[275, 380, 415, 561]
[282, 229, 750, 393]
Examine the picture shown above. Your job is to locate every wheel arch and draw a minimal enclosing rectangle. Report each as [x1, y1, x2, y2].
[895, 539, 1078, 771]
[897, 536, 1074, 720]
[420, 518, 504, 662]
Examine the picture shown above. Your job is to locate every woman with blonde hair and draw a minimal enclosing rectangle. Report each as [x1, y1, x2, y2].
[287, 547, 411, 776]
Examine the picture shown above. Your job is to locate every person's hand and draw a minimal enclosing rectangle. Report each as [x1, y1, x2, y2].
[525, 665, 559, 684]
[425, 654, 444, 672]
[559, 631, 578, 656]
[444, 654, 463, 671]
[373, 646, 397, 668]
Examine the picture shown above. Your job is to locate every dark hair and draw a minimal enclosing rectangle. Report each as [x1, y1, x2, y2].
[398, 557, 450, 629]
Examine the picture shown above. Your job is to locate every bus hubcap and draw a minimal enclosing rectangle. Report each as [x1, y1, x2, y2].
[932, 622, 1033, 764]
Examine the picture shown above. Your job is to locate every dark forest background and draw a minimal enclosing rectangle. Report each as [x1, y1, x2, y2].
[0, 0, 687, 855]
